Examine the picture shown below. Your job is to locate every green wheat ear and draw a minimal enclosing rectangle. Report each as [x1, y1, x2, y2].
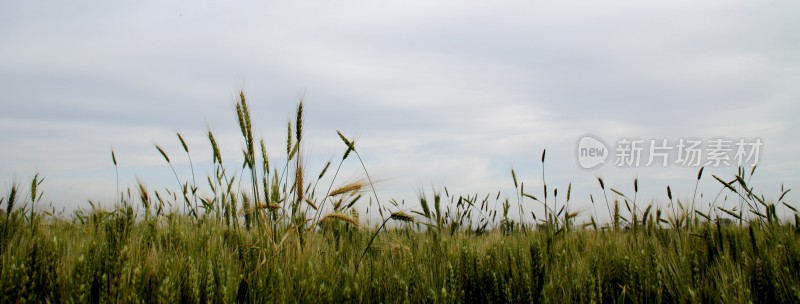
[295, 100, 303, 143]
[390, 211, 414, 223]
[155, 144, 170, 163]
[177, 132, 189, 153]
[208, 130, 222, 164]
[5, 182, 17, 219]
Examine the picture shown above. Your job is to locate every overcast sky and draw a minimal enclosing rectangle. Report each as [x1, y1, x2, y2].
[1, 1, 798, 224]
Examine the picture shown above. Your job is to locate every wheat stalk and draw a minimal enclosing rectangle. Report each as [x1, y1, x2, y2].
[4, 182, 18, 232]
[208, 130, 222, 164]
[598, 177, 613, 229]
[320, 213, 359, 226]
[111, 148, 119, 205]
[177, 132, 199, 218]
[136, 178, 150, 219]
[329, 182, 364, 197]
[390, 211, 415, 222]
[303, 196, 318, 211]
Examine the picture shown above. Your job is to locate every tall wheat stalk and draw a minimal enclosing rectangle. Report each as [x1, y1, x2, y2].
[598, 177, 613, 229]
[4, 182, 18, 239]
[511, 168, 523, 231]
[313, 131, 354, 226]
[541, 150, 548, 223]
[111, 148, 119, 205]
[357, 211, 414, 271]
[154, 144, 195, 218]
[690, 167, 704, 225]
[177, 132, 199, 219]
[235, 91, 261, 230]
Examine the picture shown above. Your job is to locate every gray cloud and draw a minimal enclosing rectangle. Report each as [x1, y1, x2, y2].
[1, 1, 798, 221]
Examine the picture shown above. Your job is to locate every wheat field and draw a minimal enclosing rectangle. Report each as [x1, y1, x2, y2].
[1, 92, 798, 303]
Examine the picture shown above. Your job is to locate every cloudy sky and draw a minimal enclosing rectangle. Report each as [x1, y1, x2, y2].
[1, 1, 798, 223]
